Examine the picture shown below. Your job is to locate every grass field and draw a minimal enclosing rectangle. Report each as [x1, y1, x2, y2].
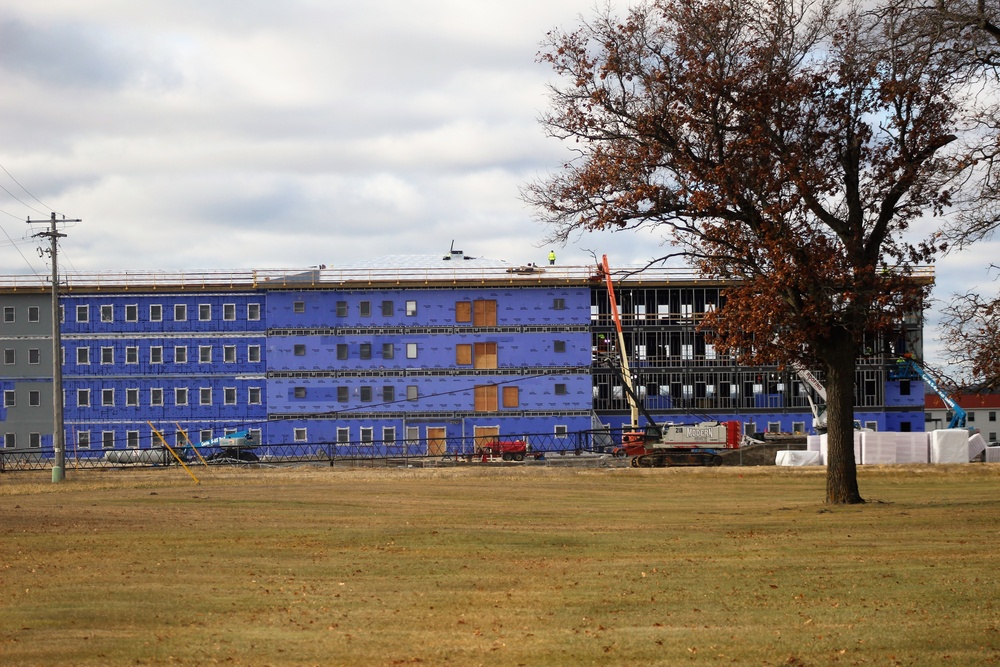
[1, 463, 999, 666]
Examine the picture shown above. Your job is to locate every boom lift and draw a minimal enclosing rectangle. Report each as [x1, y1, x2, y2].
[792, 362, 868, 433]
[792, 363, 829, 432]
[890, 355, 967, 429]
[600, 255, 741, 466]
[196, 430, 260, 462]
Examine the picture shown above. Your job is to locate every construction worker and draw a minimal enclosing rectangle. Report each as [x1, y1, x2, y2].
[548, 250, 556, 265]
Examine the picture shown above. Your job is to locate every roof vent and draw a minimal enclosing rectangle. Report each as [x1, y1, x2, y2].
[443, 240, 470, 260]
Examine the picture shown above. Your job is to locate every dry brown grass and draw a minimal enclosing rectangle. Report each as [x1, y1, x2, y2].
[2, 464, 999, 666]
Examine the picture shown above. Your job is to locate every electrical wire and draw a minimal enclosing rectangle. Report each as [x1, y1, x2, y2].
[0, 206, 28, 222]
[0, 160, 60, 277]
[59, 368, 577, 453]
[0, 221, 44, 277]
[0, 180, 47, 217]
[59, 247, 80, 275]
[0, 160, 54, 215]
[124, 370, 567, 438]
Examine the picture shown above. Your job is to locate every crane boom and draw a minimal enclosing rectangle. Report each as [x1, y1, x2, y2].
[891, 357, 967, 429]
[791, 362, 828, 431]
[602, 255, 640, 430]
[792, 362, 827, 401]
[600, 255, 740, 467]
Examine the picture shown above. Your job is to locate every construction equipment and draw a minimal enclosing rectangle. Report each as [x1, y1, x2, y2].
[792, 362, 870, 433]
[600, 255, 741, 466]
[890, 355, 967, 429]
[198, 430, 260, 463]
[478, 439, 543, 462]
[613, 421, 742, 466]
[793, 362, 829, 433]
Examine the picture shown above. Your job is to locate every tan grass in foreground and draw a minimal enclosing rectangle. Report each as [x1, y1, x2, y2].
[1, 464, 999, 666]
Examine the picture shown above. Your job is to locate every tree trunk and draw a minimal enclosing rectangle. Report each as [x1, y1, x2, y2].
[823, 332, 865, 504]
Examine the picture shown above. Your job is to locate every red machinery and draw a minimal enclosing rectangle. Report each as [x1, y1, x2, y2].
[479, 439, 534, 462]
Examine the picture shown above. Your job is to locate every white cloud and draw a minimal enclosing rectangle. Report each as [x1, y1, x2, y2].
[1, 0, 996, 375]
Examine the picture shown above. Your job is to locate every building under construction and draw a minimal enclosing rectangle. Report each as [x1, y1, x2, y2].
[0, 250, 930, 458]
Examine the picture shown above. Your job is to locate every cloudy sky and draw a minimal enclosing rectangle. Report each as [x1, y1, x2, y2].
[0, 0, 995, 370]
[0, 0, 646, 273]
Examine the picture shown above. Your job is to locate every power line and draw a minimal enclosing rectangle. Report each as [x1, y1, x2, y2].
[0, 160, 60, 277]
[143, 371, 565, 435]
[59, 246, 79, 275]
[0, 180, 47, 217]
[0, 221, 44, 277]
[1, 206, 30, 221]
[0, 160, 53, 215]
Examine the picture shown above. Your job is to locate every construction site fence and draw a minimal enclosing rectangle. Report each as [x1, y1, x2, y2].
[0, 429, 619, 473]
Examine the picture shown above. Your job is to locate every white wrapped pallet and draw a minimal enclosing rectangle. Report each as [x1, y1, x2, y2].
[968, 433, 987, 461]
[806, 435, 822, 452]
[930, 429, 971, 464]
[818, 432, 862, 466]
[861, 432, 896, 465]
[775, 450, 823, 466]
[986, 445, 1000, 463]
[894, 432, 930, 464]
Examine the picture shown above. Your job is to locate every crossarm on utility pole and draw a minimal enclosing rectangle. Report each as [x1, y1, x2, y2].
[28, 212, 80, 483]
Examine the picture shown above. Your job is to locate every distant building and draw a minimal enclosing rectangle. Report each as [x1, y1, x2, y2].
[925, 393, 1000, 442]
[0, 253, 931, 457]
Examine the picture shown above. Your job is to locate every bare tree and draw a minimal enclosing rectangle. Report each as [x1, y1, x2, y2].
[526, 0, 960, 503]
[941, 285, 1000, 388]
[894, 1, 1000, 388]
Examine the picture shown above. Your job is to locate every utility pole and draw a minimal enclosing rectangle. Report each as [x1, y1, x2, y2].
[28, 212, 80, 483]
